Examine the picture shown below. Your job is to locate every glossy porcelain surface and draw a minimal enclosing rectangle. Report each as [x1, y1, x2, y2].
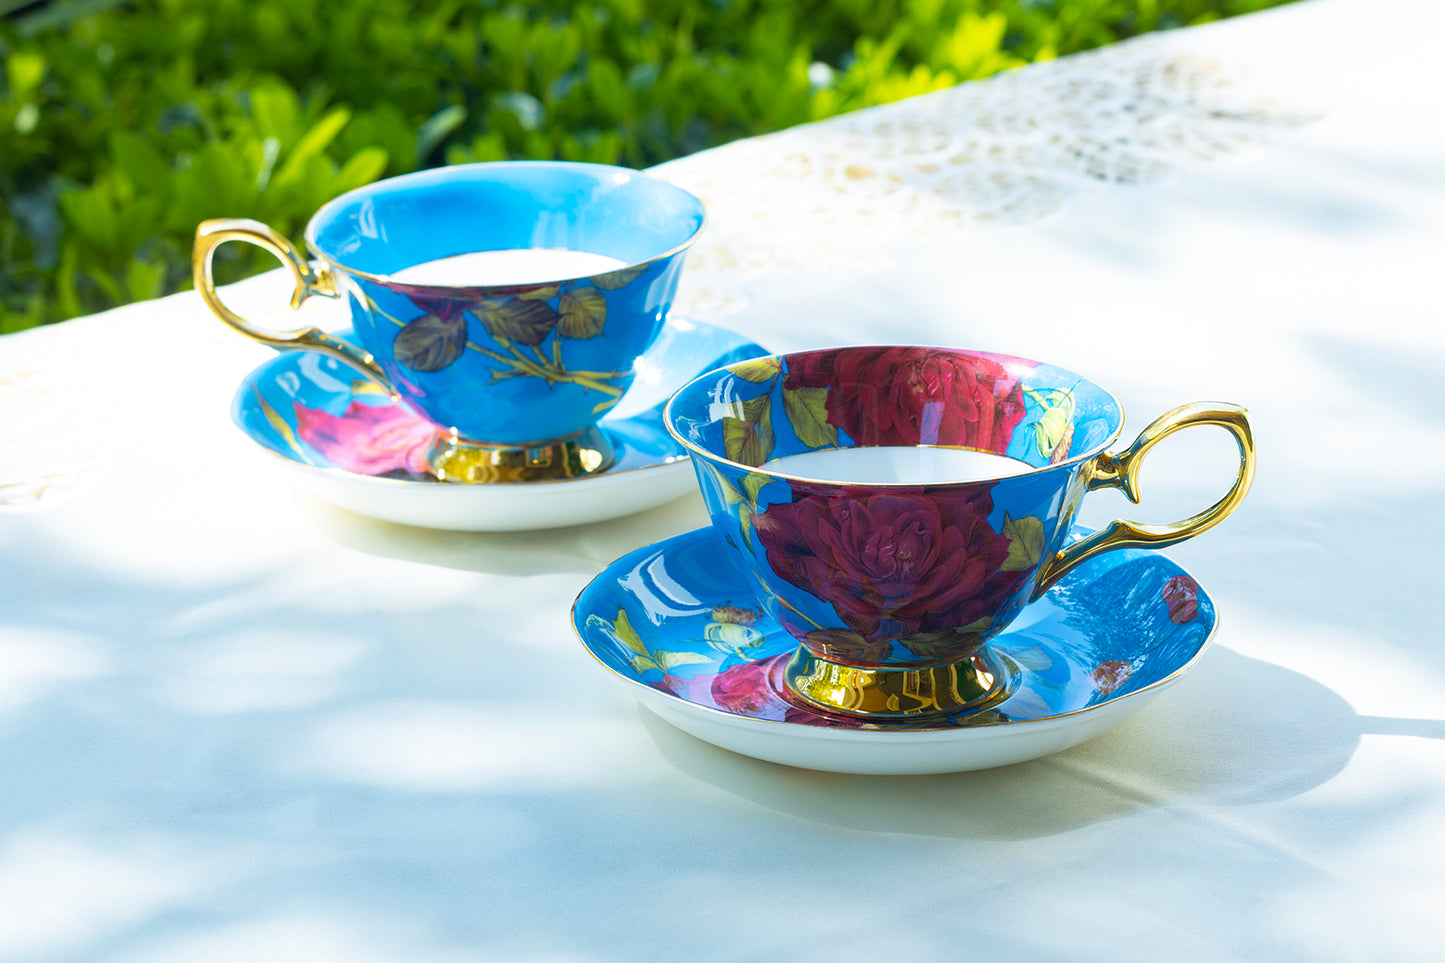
[573, 526, 1217, 774]
[664, 347, 1120, 666]
[233, 317, 766, 530]
[661, 346, 1246, 721]
[308, 161, 705, 444]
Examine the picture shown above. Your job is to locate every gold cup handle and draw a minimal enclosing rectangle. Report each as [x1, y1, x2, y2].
[192, 218, 394, 392]
[1032, 402, 1256, 597]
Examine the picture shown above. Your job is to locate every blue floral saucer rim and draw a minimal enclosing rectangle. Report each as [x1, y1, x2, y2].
[231, 317, 769, 531]
[572, 526, 1219, 773]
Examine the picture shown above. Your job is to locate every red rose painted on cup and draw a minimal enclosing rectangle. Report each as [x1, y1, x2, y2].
[754, 486, 1023, 664]
[663, 345, 1256, 720]
[783, 346, 1028, 451]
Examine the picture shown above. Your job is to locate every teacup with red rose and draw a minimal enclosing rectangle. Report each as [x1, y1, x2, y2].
[662, 345, 1255, 720]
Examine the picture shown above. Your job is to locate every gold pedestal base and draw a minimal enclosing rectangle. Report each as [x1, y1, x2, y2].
[427, 425, 616, 483]
[783, 647, 1014, 719]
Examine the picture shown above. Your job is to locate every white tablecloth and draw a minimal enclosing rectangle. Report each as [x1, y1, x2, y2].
[2, 0, 1443, 958]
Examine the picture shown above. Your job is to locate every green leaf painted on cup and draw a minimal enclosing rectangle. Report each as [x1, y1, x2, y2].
[723, 395, 774, 466]
[729, 356, 781, 383]
[517, 283, 560, 302]
[782, 385, 837, 449]
[558, 285, 607, 339]
[592, 263, 647, 290]
[1001, 513, 1045, 571]
[474, 296, 560, 347]
[393, 313, 467, 372]
[1024, 385, 1077, 462]
[741, 471, 769, 507]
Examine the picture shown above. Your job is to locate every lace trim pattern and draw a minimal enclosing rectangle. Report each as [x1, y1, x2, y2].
[655, 36, 1315, 321]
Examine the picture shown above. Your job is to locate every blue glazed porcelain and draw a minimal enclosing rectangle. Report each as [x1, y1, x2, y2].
[232, 316, 768, 531]
[195, 162, 705, 481]
[572, 526, 1217, 774]
[662, 346, 1254, 719]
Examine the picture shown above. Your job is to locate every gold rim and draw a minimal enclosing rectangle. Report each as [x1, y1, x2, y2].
[301, 161, 708, 290]
[660, 346, 1127, 488]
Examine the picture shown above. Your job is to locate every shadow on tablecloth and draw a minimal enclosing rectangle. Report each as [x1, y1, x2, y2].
[636, 645, 1443, 841]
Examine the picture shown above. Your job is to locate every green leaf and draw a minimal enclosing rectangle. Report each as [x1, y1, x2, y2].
[631, 655, 661, 674]
[249, 81, 305, 150]
[722, 395, 774, 466]
[110, 130, 171, 199]
[393, 313, 468, 372]
[125, 255, 168, 303]
[6, 49, 45, 99]
[591, 262, 646, 290]
[729, 356, 781, 383]
[782, 385, 837, 449]
[1001, 513, 1045, 572]
[611, 609, 649, 658]
[558, 285, 607, 339]
[741, 471, 769, 506]
[335, 147, 388, 194]
[655, 650, 712, 672]
[491, 90, 544, 132]
[272, 106, 351, 189]
[414, 104, 468, 165]
[587, 57, 631, 120]
[474, 297, 559, 347]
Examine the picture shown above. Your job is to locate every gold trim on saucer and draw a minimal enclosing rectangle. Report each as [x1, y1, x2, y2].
[427, 425, 617, 483]
[782, 648, 1015, 719]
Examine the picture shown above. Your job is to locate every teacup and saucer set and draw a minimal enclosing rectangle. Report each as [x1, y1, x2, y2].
[194, 162, 767, 530]
[573, 346, 1255, 773]
[195, 163, 1256, 773]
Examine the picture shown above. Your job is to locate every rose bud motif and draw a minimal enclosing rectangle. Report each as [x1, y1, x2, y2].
[753, 485, 1024, 664]
[1089, 659, 1133, 695]
[783, 346, 1029, 451]
[1161, 575, 1200, 624]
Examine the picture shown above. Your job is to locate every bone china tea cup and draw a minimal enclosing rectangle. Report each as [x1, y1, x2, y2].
[662, 346, 1255, 720]
[193, 161, 705, 483]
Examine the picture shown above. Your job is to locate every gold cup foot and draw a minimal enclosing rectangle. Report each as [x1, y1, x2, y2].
[783, 647, 1015, 720]
[427, 425, 617, 483]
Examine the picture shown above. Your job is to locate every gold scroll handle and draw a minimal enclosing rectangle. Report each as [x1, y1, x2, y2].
[192, 218, 394, 392]
[1032, 402, 1256, 598]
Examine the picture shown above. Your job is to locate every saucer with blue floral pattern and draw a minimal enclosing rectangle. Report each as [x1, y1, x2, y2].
[573, 526, 1217, 774]
[232, 317, 767, 530]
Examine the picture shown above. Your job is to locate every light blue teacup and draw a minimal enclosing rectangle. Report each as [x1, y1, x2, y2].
[194, 161, 706, 482]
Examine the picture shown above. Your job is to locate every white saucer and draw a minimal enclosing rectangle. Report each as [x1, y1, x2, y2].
[573, 526, 1219, 774]
[232, 317, 768, 530]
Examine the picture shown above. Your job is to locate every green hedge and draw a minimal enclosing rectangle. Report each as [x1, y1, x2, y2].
[1, 0, 1292, 331]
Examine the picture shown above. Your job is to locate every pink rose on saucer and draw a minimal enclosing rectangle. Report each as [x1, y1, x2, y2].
[783, 347, 1030, 451]
[294, 400, 442, 477]
[711, 658, 784, 716]
[754, 487, 1021, 647]
[709, 657, 869, 727]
